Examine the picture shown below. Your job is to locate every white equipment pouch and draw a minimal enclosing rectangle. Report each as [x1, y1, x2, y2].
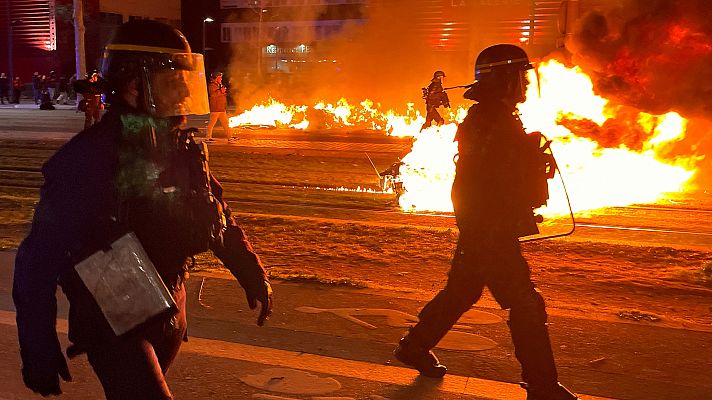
[73, 232, 176, 336]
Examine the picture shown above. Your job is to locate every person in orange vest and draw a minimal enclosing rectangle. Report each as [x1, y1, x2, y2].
[205, 71, 237, 143]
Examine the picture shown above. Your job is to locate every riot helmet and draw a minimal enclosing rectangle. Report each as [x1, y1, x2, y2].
[466, 44, 533, 103]
[101, 20, 209, 117]
[433, 70, 446, 81]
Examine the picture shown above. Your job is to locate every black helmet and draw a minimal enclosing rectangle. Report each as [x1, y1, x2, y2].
[474, 44, 532, 82]
[433, 70, 446, 80]
[465, 44, 533, 103]
[101, 20, 209, 117]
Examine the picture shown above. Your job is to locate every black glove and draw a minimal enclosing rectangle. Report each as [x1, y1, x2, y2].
[21, 339, 71, 396]
[213, 222, 274, 326]
[235, 269, 273, 326]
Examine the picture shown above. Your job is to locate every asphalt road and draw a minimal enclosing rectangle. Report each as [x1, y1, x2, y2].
[1, 108, 711, 399]
[1, 107, 711, 251]
[1, 252, 711, 400]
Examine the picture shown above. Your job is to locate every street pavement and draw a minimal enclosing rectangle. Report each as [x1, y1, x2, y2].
[0, 107, 412, 154]
[1, 108, 712, 399]
[1, 252, 711, 400]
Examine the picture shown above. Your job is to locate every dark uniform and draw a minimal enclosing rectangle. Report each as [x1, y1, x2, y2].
[13, 20, 272, 399]
[420, 71, 450, 131]
[394, 45, 578, 400]
[0, 73, 9, 104]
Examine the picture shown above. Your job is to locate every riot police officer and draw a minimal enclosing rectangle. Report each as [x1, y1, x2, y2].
[420, 70, 450, 131]
[13, 20, 273, 399]
[394, 45, 578, 400]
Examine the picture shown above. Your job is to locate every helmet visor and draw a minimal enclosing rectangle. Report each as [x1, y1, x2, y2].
[147, 53, 209, 117]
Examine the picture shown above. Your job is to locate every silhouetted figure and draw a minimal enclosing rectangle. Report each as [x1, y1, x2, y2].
[12, 76, 22, 104]
[13, 20, 272, 399]
[394, 45, 579, 400]
[0, 73, 10, 104]
[31, 72, 41, 104]
[206, 71, 235, 142]
[420, 70, 450, 131]
[55, 76, 69, 104]
[39, 75, 55, 110]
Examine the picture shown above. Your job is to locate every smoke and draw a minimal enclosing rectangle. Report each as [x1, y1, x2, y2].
[566, 0, 712, 190]
[229, 3, 473, 112]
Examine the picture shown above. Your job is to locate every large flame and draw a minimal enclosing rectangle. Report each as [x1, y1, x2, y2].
[227, 60, 698, 215]
[393, 60, 697, 213]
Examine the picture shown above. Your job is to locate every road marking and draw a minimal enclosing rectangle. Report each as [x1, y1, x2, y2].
[0, 309, 614, 400]
[295, 306, 499, 351]
[241, 368, 341, 395]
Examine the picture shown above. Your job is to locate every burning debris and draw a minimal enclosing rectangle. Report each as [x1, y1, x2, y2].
[226, 60, 697, 214]
[227, 60, 699, 216]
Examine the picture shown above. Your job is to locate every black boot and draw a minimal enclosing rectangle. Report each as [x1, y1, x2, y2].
[393, 337, 447, 378]
[523, 382, 579, 400]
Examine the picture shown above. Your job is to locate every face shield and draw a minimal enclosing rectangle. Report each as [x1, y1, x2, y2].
[103, 45, 210, 117]
[144, 53, 210, 117]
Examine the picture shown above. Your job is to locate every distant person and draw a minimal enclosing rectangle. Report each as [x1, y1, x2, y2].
[393, 45, 578, 400]
[47, 70, 57, 100]
[55, 76, 69, 104]
[39, 75, 55, 110]
[31, 72, 41, 104]
[206, 72, 236, 143]
[12, 76, 23, 104]
[74, 72, 106, 128]
[0, 73, 10, 104]
[68, 74, 77, 103]
[420, 70, 450, 131]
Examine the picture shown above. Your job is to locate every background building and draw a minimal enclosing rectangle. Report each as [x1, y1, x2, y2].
[0, 0, 180, 83]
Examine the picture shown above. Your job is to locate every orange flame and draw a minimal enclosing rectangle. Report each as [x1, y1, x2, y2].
[228, 60, 698, 216]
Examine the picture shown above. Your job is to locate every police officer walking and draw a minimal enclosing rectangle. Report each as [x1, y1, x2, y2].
[393, 45, 578, 400]
[420, 70, 450, 131]
[13, 20, 273, 399]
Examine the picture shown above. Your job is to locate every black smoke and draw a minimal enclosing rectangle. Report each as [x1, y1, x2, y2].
[566, 0, 712, 190]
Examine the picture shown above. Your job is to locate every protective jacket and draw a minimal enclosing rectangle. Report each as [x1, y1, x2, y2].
[452, 100, 541, 237]
[13, 101, 266, 361]
[424, 80, 450, 108]
[208, 81, 228, 113]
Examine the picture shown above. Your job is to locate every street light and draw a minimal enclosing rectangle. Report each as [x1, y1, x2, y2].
[202, 17, 214, 55]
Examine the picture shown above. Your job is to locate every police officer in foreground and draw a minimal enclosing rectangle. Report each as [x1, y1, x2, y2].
[393, 44, 578, 400]
[420, 70, 450, 131]
[13, 20, 272, 399]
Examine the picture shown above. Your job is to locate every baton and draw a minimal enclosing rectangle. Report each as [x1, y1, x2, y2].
[364, 152, 382, 179]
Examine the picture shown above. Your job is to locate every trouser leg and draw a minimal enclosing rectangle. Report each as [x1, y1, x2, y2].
[406, 238, 485, 350]
[218, 112, 232, 137]
[486, 239, 558, 388]
[421, 107, 435, 131]
[87, 283, 187, 399]
[206, 112, 220, 139]
[433, 109, 444, 125]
